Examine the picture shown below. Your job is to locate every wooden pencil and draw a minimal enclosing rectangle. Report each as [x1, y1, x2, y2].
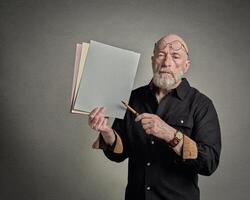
[121, 101, 140, 116]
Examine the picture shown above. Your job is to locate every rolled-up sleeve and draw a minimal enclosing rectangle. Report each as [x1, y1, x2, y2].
[92, 129, 123, 153]
[176, 99, 221, 176]
[182, 135, 198, 159]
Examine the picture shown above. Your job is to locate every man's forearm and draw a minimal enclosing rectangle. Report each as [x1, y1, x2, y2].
[92, 129, 124, 154]
[101, 129, 116, 146]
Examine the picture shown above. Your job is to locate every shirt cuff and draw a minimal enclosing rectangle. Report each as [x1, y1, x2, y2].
[182, 134, 198, 159]
[92, 130, 123, 154]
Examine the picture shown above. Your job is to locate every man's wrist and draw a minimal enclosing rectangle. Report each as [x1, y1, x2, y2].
[164, 128, 177, 143]
[168, 129, 183, 148]
[101, 129, 116, 146]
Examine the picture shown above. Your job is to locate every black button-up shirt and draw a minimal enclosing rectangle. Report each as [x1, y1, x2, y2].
[102, 78, 221, 200]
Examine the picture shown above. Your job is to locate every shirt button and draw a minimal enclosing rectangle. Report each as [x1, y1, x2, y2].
[147, 162, 151, 166]
[146, 186, 151, 191]
[180, 120, 184, 124]
[151, 140, 155, 145]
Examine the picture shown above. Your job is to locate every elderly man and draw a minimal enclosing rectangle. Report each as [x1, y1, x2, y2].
[88, 34, 221, 200]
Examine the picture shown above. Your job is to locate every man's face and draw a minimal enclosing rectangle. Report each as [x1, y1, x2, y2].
[151, 38, 190, 90]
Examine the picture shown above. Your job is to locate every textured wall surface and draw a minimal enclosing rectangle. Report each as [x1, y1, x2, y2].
[1, 0, 250, 200]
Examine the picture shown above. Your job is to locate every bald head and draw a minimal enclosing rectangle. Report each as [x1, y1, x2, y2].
[151, 34, 191, 90]
[154, 34, 189, 54]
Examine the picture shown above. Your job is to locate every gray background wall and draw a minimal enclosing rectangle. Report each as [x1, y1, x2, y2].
[1, 0, 249, 199]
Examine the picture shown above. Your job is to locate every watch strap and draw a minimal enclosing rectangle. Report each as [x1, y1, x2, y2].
[168, 130, 183, 148]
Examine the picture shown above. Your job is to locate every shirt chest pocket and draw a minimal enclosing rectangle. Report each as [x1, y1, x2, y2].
[166, 115, 193, 136]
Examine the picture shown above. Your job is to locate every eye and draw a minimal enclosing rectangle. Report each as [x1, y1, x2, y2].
[156, 53, 165, 58]
[172, 54, 180, 59]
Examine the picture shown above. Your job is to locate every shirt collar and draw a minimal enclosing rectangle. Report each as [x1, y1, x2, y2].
[148, 78, 191, 100]
[175, 78, 191, 100]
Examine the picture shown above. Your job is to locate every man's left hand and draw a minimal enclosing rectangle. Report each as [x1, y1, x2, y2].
[135, 113, 176, 142]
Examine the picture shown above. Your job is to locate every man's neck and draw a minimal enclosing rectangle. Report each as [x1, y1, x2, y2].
[155, 80, 182, 103]
[155, 89, 170, 103]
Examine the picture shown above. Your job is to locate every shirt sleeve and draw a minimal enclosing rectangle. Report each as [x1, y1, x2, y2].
[174, 99, 221, 176]
[92, 130, 123, 153]
[182, 135, 198, 159]
[93, 124, 199, 159]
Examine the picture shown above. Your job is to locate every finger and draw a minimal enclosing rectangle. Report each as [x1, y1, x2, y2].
[135, 113, 145, 122]
[135, 113, 152, 122]
[88, 108, 99, 127]
[103, 118, 108, 127]
[142, 122, 153, 130]
[141, 118, 153, 125]
[145, 127, 152, 134]
[89, 107, 100, 121]
[89, 107, 106, 125]
[135, 113, 144, 122]
[92, 114, 105, 130]
[98, 118, 108, 132]
[89, 115, 100, 128]
[141, 113, 155, 118]
[96, 117, 105, 131]
[90, 107, 106, 120]
[94, 107, 106, 119]
[146, 126, 158, 135]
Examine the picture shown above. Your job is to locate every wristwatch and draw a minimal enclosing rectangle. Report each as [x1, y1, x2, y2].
[168, 130, 183, 148]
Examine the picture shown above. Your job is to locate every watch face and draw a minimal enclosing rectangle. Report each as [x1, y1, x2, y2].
[169, 131, 183, 148]
[176, 131, 183, 140]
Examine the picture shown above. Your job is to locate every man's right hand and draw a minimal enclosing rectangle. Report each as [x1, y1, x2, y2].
[88, 107, 116, 146]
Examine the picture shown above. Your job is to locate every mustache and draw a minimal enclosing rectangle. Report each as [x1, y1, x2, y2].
[157, 70, 174, 76]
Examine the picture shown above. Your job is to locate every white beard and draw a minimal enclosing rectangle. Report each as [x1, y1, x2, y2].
[152, 70, 184, 90]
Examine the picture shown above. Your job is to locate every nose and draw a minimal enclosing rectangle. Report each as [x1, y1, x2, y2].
[163, 54, 173, 68]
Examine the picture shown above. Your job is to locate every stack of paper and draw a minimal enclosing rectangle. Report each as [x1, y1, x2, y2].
[70, 40, 140, 119]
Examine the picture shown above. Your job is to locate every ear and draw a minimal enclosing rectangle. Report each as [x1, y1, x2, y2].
[151, 55, 155, 65]
[183, 59, 191, 73]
